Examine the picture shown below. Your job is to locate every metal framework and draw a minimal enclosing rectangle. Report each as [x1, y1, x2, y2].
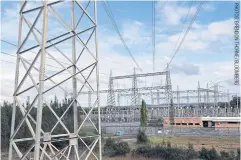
[106, 68, 169, 107]
[131, 68, 139, 107]
[107, 70, 115, 106]
[165, 64, 173, 118]
[9, 1, 101, 160]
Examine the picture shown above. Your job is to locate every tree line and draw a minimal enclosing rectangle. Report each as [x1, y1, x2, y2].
[1, 96, 84, 150]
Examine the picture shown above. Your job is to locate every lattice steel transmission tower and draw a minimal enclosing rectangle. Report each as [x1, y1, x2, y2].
[156, 90, 160, 105]
[176, 85, 180, 108]
[206, 83, 209, 105]
[165, 64, 173, 120]
[197, 81, 201, 114]
[107, 70, 115, 106]
[131, 68, 139, 107]
[9, 1, 102, 159]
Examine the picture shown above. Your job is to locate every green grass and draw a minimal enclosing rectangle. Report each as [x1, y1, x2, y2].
[148, 136, 240, 152]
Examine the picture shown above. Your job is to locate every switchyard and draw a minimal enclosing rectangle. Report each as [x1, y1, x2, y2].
[84, 68, 240, 123]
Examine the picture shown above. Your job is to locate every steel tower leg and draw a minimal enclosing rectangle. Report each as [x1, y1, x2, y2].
[94, 1, 102, 157]
[71, 1, 78, 158]
[8, 2, 24, 160]
[34, 1, 48, 159]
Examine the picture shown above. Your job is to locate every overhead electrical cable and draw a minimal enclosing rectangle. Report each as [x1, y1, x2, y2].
[101, 1, 143, 72]
[171, 1, 194, 55]
[1, 40, 109, 76]
[166, 1, 204, 69]
[1, 39, 71, 66]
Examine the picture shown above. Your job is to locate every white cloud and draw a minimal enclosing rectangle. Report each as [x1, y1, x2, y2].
[202, 3, 216, 12]
[122, 20, 151, 45]
[156, 18, 233, 55]
[171, 63, 200, 75]
[207, 19, 233, 37]
[156, 1, 197, 26]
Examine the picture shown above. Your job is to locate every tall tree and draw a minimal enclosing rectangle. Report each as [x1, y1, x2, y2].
[140, 99, 147, 127]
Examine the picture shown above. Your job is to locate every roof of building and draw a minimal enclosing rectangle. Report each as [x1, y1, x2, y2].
[201, 117, 241, 122]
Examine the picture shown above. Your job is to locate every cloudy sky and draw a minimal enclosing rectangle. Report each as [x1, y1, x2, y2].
[0, 1, 240, 106]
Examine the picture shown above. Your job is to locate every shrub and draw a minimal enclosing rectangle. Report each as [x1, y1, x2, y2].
[199, 147, 210, 160]
[220, 151, 231, 160]
[114, 141, 130, 156]
[134, 144, 199, 160]
[167, 141, 171, 148]
[135, 145, 152, 157]
[236, 148, 240, 160]
[229, 151, 236, 160]
[134, 142, 239, 160]
[103, 138, 130, 157]
[137, 129, 148, 144]
[199, 147, 221, 160]
[103, 137, 115, 156]
[186, 143, 199, 159]
[208, 147, 220, 160]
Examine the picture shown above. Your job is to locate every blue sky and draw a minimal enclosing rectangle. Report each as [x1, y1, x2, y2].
[1, 1, 240, 104]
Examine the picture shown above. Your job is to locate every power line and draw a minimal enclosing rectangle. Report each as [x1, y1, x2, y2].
[1, 51, 109, 76]
[1, 58, 110, 77]
[1, 39, 72, 66]
[1, 39, 133, 76]
[1, 60, 16, 64]
[1, 40, 110, 76]
[167, 1, 204, 68]
[171, 1, 194, 57]
[1, 51, 64, 69]
[101, 1, 143, 72]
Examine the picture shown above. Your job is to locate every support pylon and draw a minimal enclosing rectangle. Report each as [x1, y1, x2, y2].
[117, 92, 120, 106]
[197, 81, 201, 116]
[157, 90, 160, 105]
[206, 83, 209, 105]
[151, 90, 154, 105]
[165, 64, 173, 123]
[131, 68, 139, 107]
[107, 70, 115, 107]
[177, 85, 180, 108]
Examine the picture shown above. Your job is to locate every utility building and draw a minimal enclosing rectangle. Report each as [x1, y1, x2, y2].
[163, 117, 240, 129]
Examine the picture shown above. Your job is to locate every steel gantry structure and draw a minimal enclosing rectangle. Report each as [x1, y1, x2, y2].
[9, 1, 102, 160]
[85, 81, 239, 122]
[83, 67, 174, 122]
[107, 67, 172, 107]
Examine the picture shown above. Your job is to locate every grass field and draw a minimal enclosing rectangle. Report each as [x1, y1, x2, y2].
[1, 136, 239, 160]
[104, 135, 240, 160]
[148, 136, 240, 152]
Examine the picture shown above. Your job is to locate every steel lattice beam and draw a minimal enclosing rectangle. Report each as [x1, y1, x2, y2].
[110, 71, 167, 80]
